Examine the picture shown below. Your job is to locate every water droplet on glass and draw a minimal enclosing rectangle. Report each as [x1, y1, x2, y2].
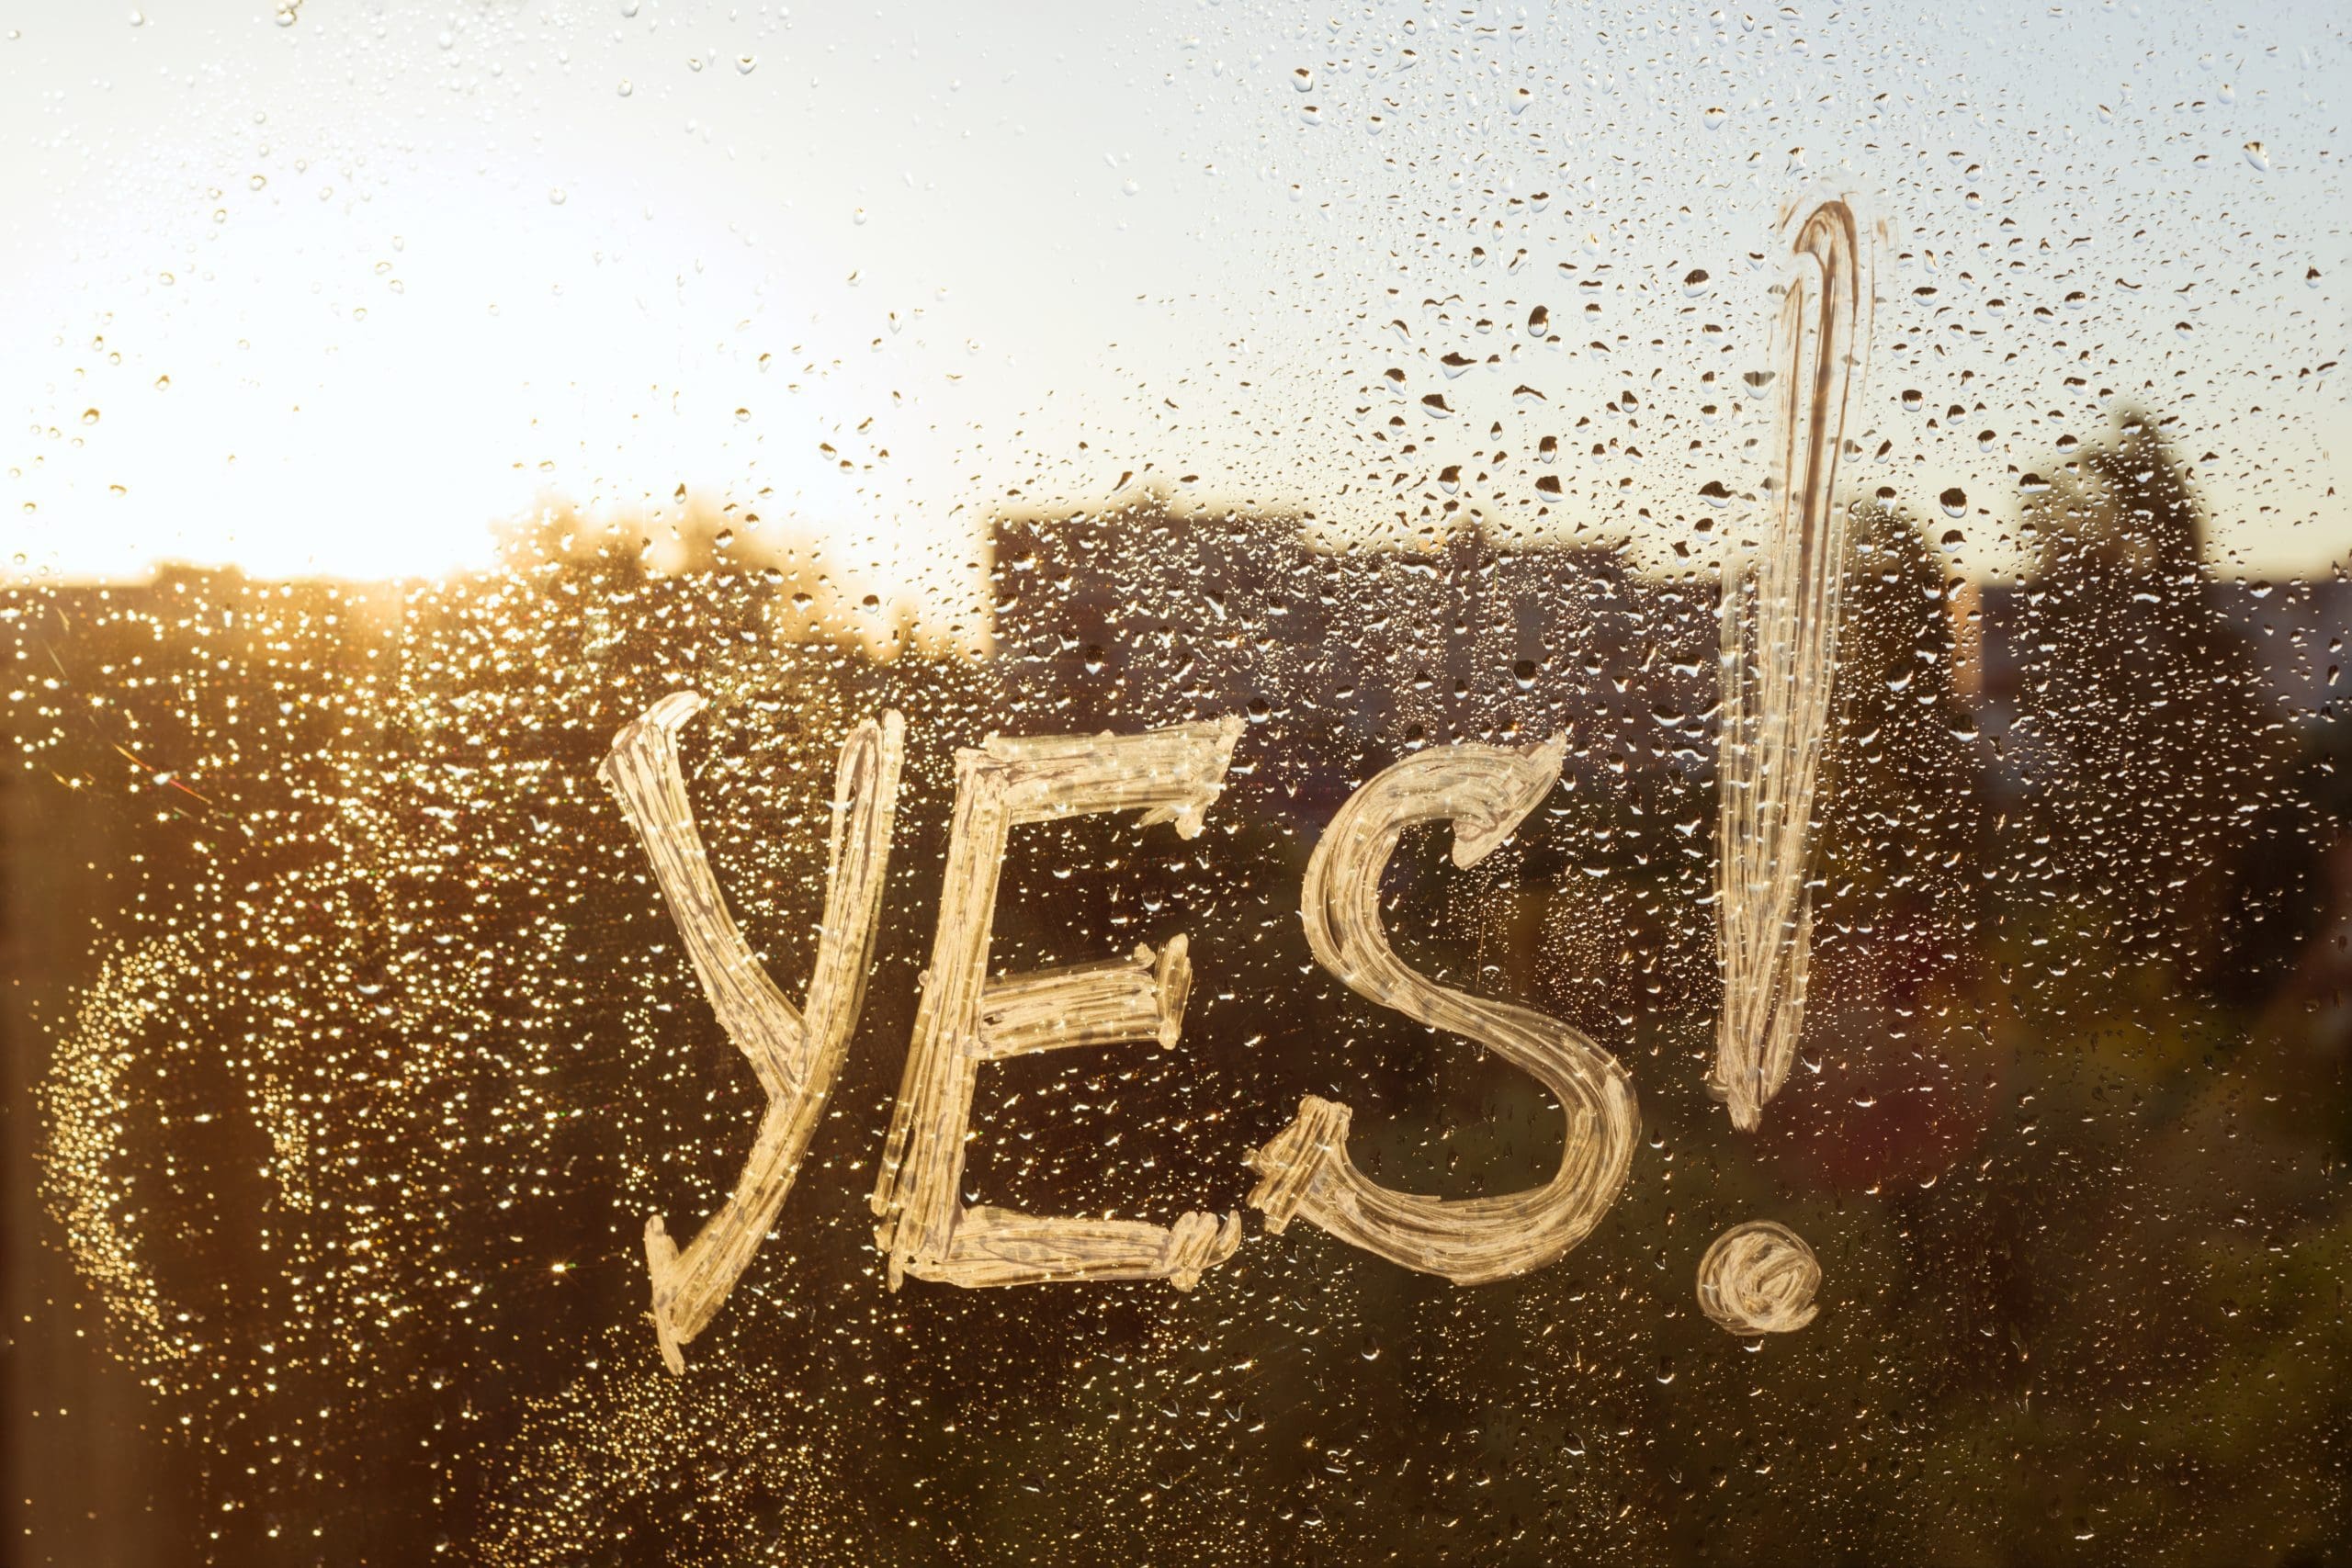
[1939, 487, 1967, 517]
[1292, 66, 1314, 93]
[617, 79, 632, 97]
[620, 0, 639, 14]
[1681, 268, 1711, 297]
[853, 207, 867, 225]
[128, 9, 144, 26]
[1702, 106, 1727, 130]
[81, 408, 100, 425]
[2243, 141, 2268, 173]
[548, 187, 567, 207]
[736, 54, 757, 74]
[734, 408, 751, 423]
[1901, 389, 1924, 412]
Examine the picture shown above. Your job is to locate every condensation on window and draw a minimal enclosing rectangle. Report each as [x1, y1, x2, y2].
[3, 4, 2347, 1563]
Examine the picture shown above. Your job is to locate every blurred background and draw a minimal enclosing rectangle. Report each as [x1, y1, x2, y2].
[4, 2, 2348, 1563]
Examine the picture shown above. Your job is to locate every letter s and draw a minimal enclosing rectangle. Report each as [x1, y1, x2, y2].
[1245, 736, 1639, 1285]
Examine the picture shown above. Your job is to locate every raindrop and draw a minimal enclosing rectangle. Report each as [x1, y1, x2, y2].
[1900, 389, 1924, 412]
[1939, 487, 1967, 517]
[1292, 67, 1314, 93]
[81, 408, 100, 425]
[734, 408, 752, 423]
[2243, 141, 2268, 173]
[617, 79, 632, 97]
[128, 9, 144, 25]
[1702, 106, 1727, 130]
[548, 187, 567, 206]
[736, 54, 757, 74]
[1526, 303, 1550, 337]
[1681, 268, 1711, 297]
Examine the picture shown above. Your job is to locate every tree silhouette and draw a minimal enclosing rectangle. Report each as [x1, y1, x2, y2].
[2011, 411, 2294, 987]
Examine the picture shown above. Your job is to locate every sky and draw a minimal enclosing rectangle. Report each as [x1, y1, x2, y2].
[2, 0, 2345, 612]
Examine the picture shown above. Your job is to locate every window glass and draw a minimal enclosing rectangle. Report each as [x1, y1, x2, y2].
[5, 4, 2348, 1562]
